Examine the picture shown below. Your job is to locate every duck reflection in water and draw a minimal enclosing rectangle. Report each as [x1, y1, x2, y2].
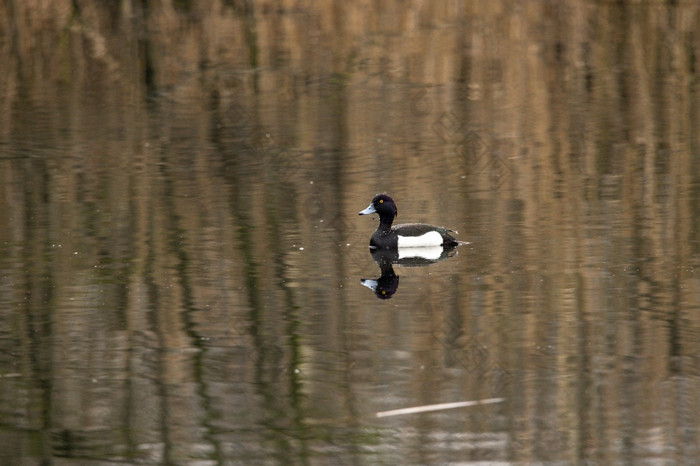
[360, 246, 459, 299]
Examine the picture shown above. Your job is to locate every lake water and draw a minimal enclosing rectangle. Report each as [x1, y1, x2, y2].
[1, 1, 699, 464]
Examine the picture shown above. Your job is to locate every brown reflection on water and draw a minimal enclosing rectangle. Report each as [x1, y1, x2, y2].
[1, 1, 700, 464]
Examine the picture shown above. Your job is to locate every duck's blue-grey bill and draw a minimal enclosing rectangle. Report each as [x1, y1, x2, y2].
[359, 204, 376, 215]
[360, 279, 378, 291]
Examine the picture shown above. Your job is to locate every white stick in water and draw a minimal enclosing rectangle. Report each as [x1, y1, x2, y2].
[376, 397, 504, 418]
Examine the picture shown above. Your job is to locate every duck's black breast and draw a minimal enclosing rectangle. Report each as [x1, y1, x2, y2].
[370, 228, 398, 249]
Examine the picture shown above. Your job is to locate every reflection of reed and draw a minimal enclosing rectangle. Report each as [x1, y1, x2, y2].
[1, 1, 699, 464]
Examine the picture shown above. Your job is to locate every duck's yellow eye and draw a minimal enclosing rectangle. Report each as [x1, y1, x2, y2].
[381, 290, 386, 295]
[379, 199, 384, 204]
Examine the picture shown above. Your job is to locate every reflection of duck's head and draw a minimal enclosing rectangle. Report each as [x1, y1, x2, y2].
[359, 194, 460, 250]
[361, 271, 398, 300]
[361, 249, 399, 299]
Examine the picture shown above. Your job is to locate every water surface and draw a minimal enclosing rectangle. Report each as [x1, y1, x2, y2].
[1, 1, 699, 464]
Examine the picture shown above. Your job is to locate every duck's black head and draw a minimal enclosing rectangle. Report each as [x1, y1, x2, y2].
[358, 194, 398, 226]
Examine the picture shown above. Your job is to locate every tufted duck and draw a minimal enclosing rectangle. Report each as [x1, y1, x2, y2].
[359, 194, 459, 250]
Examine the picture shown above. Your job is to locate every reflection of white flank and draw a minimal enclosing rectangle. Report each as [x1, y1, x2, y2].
[397, 231, 444, 248]
[398, 245, 443, 260]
